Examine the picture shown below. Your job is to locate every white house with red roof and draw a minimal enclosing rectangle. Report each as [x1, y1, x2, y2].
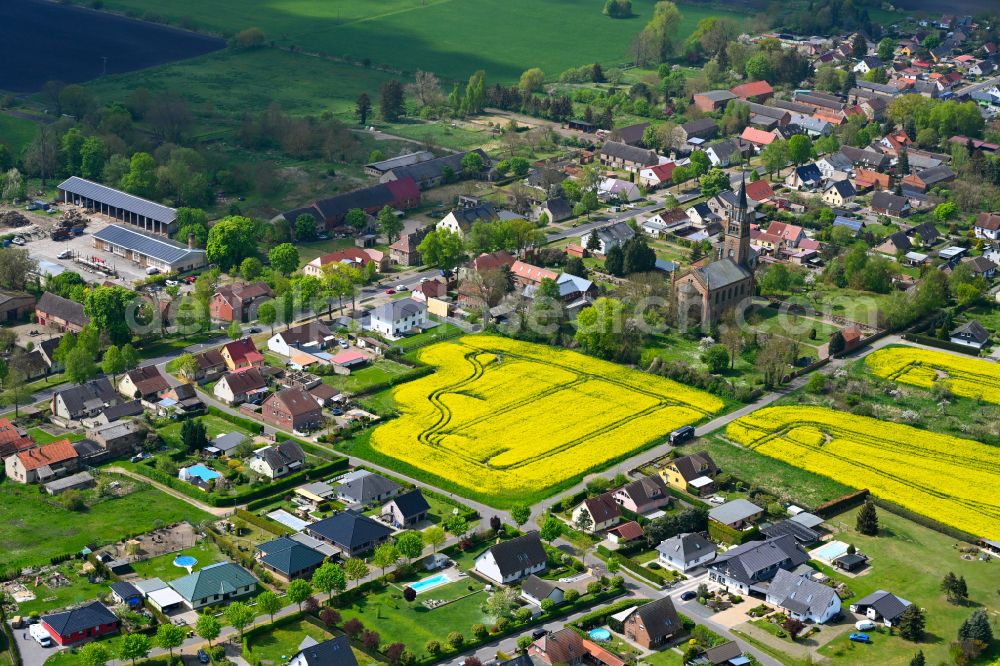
[222, 338, 263, 371]
[5, 440, 79, 484]
[638, 163, 677, 189]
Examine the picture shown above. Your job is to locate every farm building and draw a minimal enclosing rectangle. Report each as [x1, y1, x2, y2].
[58, 177, 177, 236]
[92, 225, 206, 273]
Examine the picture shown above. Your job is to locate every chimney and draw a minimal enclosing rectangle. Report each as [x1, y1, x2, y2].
[188, 233, 195, 250]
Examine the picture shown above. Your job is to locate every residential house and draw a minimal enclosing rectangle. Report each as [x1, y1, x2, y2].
[816, 153, 854, 182]
[679, 119, 719, 143]
[5, 440, 80, 484]
[110, 581, 143, 607]
[186, 349, 227, 384]
[850, 590, 912, 627]
[599, 142, 660, 172]
[289, 637, 358, 666]
[157, 383, 204, 416]
[303, 248, 388, 277]
[964, 256, 998, 279]
[702, 642, 746, 666]
[473, 531, 547, 584]
[745, 102, 791, 128]
[555, 273, 597, 303]
[693, 90, 737, 113]
[766, 222, 806, 248]
[642, 209, 688, 238]
[760, 518, 821, 546]
[823, 180, 856, 206]
[308, 512, 393, 557]
[221, 338, 263, 371]
[0, 290, 35, 322]
[572, 492, 621, 533]
[369, 297, 427, 337]
[854, 168, 890, 191]
[740, 126, 779, 148]
[209, 432, 247, 457]
[871, 191, 910, 217]
[784, 164, 823, 190]
[521, 575, 565, 607]
[529, 628, 585, 666]
[382, 489, 430, 528]
[949, 320, 990, 350]
[656, 532, 717, 572]
[639, 163, 677, 189]
[0, 417, 34, 459]
[86, 421, 145, 457]
[706, 535, 809, 595]
[510, 261, 558, 289]
[709, 499, 764, 529]
[907, 221, 941, 247]
[335, 470, 401, 507]
[730, 80, 774, 102]
[620, 597, 682, 648]
[614, 475, 670, 514]
[765, 569, 842, 623]
[705, 139, 749, 167]
[261, 388, 322, 433]
[36, 292, 89, 333]
[660, 451, 719, 496]
[255, 536, 326, 583]
[607, 521, 644, 546]
[40, 602, 119, 646]
[36, 337, 65, 374]
[974, 213, 1000, 240]
[580, 222, 635, 255]
[745, 179, 775, 203]
[51, 378, 121, 422]
[118, 366, 169, 401]
[411, 278, 447, 304]
[169, 562, 257, 610]
[210, 282, 273, 323]
[840, 146, 889, 170]
[437, 203, 501, 238]
[390, 228, 429, 266]
[267, 321, 335, 358]
[598, 177, 642, 202]
[214, 368, 268, 406]
[249, 440, 305, 479]
[902, 165, 956, 192]
[536, 197, 573, 223]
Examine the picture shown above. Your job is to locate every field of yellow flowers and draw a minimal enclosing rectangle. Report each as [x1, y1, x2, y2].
[726, 405, 1000, 539]
[370, 335, 724, 505]
[866, 347, 1000, 403]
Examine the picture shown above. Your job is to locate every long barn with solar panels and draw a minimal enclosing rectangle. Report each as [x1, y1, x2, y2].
[58, 176, 178, 236]
[92, 225, 206, 273]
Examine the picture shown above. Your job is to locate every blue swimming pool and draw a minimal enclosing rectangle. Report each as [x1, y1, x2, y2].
[409, 574, 449, 593]
[589, 628, 611, 642]
[813, 540, 848, 561]
[174, 555, 197, 568]
[184, 464, 221, 482]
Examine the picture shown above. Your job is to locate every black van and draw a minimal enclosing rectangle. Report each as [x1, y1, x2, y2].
[669, 425, 696, 444]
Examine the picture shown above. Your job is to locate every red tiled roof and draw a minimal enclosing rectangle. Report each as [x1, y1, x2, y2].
[745, 180, 774, 202]
[730, 80, 774, 99]
[17, 440, 77, 471]
[646, 162, 677, 182]
[510, 261, 558, 283]
[741, 127, 777, 146]
[0, 417, 33, 456]
[607, 520, 644, 541]
[224, 338, 259, 365]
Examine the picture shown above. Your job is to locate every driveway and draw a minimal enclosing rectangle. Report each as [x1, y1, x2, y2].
[10, 624, 57, 666]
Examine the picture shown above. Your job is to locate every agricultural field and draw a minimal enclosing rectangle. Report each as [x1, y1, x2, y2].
[726, 406, 1000, 539]
[865, 346, 1000, 404]
[0, 113, 40, 153]
[369, 335, 725, 507]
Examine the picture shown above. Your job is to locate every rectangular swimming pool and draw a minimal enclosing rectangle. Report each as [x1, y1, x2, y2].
[812, 540, 848, 562]
[409, 574, 450, 593]
[184, 464, 221, 482]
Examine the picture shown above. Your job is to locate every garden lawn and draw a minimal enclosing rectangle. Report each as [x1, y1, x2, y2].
[126, 540, 225, 582]
[816, 506, 1000, 666]
[0, 476, 212, 571]
[43, 637, 171, 666]
[390, 321, 463, 352]
[245, 619, 335, 664]
[27, 427, 84, 444]
[639, 649, 685, 666]
[158, 415, 253, 448]
[749, 307, 841, 352]
[322, 359, 415, 394]
[338, 579, 491, 658]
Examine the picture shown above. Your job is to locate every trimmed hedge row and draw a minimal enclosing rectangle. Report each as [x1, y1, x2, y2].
[665, 485, 711, 509]
[871, 496, 979, 543]
[235, 508, 288, 536]
[596, 545, 666, 586]
[901, 333, 982, 356]
[206, 405, 264, 434]
[708, 521, 760, 545]
[354, 364, 435, 397]
[132, 457, 348, 507]
[574, 598, 651, 630]
[814, 489, 869, 518]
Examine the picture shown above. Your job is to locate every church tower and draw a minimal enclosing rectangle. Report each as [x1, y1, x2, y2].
[722, 173, 752, 268]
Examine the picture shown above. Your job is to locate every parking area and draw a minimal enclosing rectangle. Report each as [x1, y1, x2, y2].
[9, 622, 57, 666]
[25, 215, 149, 284]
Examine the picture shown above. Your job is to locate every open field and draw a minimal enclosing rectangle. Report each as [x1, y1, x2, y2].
[0, 476, 212, 571]
[815, 506, 1000, 666]
[726, 406, 1000, 539]
[865, 346, 1000, 403]
[90, 0, 749, 83]
[0, 113, 40, 153]
[368, 335, 724, 507]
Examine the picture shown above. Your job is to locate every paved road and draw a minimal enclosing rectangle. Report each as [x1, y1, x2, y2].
[953, 73, 1000, 97]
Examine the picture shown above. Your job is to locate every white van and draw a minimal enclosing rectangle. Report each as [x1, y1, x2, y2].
[854, 620, 876, 631]
[29, 623, 53, 647]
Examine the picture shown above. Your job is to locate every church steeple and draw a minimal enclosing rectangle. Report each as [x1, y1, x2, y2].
[722, 171, 752, 267]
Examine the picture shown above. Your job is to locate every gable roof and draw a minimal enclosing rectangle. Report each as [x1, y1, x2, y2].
[951, 320, 989, 343]
[629, 597, 681, 640]
[93, 225, 204, 264]
[709, 535, 808, 585]
[387, 150, 489, 183]
[0, 417, 33, 457]
[277, 321, 334, 347]
[872, 191, 909, 214]
[254, 440, 305, 470]
[668, 451, 718, 481]
[42, 601, 117, 636]
[60, 177, 176, 225]
[760, 519, 820, 544]
[976, 212, 1000, 231]
[581, 492, 621, 524]
[284, 178, 421, 225]
[521, 574, 561, 601]
[223, 338, 260, 366]
[54, 378, 118, 415]
[214, 282, 272, 307]
[704, 641, 743, 665]
[480, 531, 546, 577]
[124, 365, 170, 395]
[607, 521, 644, 541]
[256, 536, 326, 576]
[387, 489, 430, 519]
[371, 296, 426, 322]
[826, 180, 856, 198]
[610, 122, 650, 145]
[293, 636, 358, 666]
[695, 259, 752, 290]
[534, 627, 585, 664]
[600, 141, 659, 166]
[741, 127, 777, 145]
[169, 562, 256, 603]
[853, 590, 911, 621]
[336, 471, 401, 504]
[681, 118, 719, 136]
[37, 292, 88, 327]
[644, 162, 677, 182]
[768, 569, 838, 618]
[267, 388, 320, 417]
[16, 439, 77, 471]
[656, 532, 715, 564]
[308, 512, 393, 549]
[731, 80, 774, 99]
[220, 368, 267, 394]
[511, 261, 558, 284]
[194, 349, 226, 371]
[744, 179, 774, 202]
[619, 475, 668, 505]
[709, 499, 764, 525]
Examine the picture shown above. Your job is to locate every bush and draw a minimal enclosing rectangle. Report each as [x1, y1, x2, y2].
[447, 632, 464, 649]
[564, 589, 580, 603]
[472, 623, 488, 639]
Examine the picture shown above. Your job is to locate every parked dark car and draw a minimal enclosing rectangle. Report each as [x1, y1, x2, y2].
[680, 590, 697, 601]
[197, 649, 210, 663]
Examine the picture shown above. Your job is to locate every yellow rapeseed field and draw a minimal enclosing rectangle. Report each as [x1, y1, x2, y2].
[866, 346, 1000, 403]
[371, 335, 724, 504]
[726, 405, 1000, 539]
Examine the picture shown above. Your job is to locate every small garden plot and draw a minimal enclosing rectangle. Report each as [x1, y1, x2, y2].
[26, 426, 84, 444]
[244, 618, 337, 664]
[12, 561, 111, 616]
[158, 415, 255, 449]
[322, 359, 415, 394]
[749, 307, 842, 351]
[127, 540, 224, 582]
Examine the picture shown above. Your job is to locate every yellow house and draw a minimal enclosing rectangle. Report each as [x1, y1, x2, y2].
[659, 451, 719, 497]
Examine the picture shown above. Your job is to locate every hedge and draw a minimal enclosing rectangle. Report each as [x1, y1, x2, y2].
[132, 457, 348, 507]
[871, 496, 979, 543]
[596, 545, 666, 586]
[901, 333, 981, 356]
[814, 489, 869, 518]
[708, 521, 760, 545]
[573, 598, 651, 630]
[235, 508, 288, 536]
[0, 604, 22, 666]
[206, 405, 264, 434]
[665, 485, 711, 509]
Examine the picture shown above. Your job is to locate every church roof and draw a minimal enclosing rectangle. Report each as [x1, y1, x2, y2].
[695, 258, 753, 289]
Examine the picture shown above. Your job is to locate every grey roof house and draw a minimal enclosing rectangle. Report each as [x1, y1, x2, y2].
[656, 532, 717, 572]
[474, 531, 547, 584]
[765, 569, 841, 623]
[255, 536, 327, 582]
[382, 489, 430, 528]
[706, 535, 809, 595]
[850, 590, 912, 627]
[708, 499, 764, 529]
[289, 636, 358, 666]
[168, 562, 257, 610]
[51, 378, 121, 422]
[307, 512, 394, 557]
[335, 470, 401, 506]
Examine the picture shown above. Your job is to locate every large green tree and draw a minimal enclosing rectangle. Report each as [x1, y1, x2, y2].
[84, 285, 136, 345]
[206, 215, 258, 271]
[119, 152, 157, 198]
[417, 229, 465, 270]
[268, 243, 300, 276]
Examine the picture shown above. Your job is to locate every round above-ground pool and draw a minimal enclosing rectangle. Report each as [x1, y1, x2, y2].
[589, 628, 611, 642]
[174, 555, 197, 568]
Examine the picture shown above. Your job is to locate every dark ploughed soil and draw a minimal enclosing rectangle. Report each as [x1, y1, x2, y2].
[0, 0, 222, 93]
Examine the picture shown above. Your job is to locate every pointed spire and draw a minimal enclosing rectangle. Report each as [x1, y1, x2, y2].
[738, 168, 748, 210]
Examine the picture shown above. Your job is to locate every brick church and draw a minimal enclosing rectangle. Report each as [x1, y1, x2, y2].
[674, 176, 757, 330]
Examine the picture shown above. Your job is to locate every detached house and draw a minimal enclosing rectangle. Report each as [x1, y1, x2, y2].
[214, 368, 268, 406]
[335, 470, 401, 507]
[579, 222, 635, 255]
[974, 212, 1000, 240]
[169, 562, 257, 610]
[614, 475, 670, 514]
[5, 440, 79, 484]
[871, 191, 910, 217]
[40, 601, 119, 646]
[709, 499, 764, 529]
[572, 492, 621, 533]
[599, 141, 660, 172]
[382, 489, 430, 528]
[529, 628, 585, 666]
[656, 532, 717, 572]
[255, 536, 326, 583]
[369, 297, 427, 338]
[261, 388, 322, 433]
[249, 440, 305, 479]
[474, 531, 547, 584]
[822, 180, 856, 206]
[308, 512, 393, 557]
[707, 535, 809, 595]
[0, 417, 34, 458]
[210, 282, 273, 322]
[950, 320, 990, 350]
[850, 590, 912, 627]
[765, 569, 841, 624]
[51, 378, 120, 422]
[118, 365, 170, 401]
[660, 451, 719, 496]
[37, 292, 89, 333]
[267, 321, 335, 358]
[221, 338, 263, 371]
[187, 349, 227, 384]
[620, 597, 683, 648]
